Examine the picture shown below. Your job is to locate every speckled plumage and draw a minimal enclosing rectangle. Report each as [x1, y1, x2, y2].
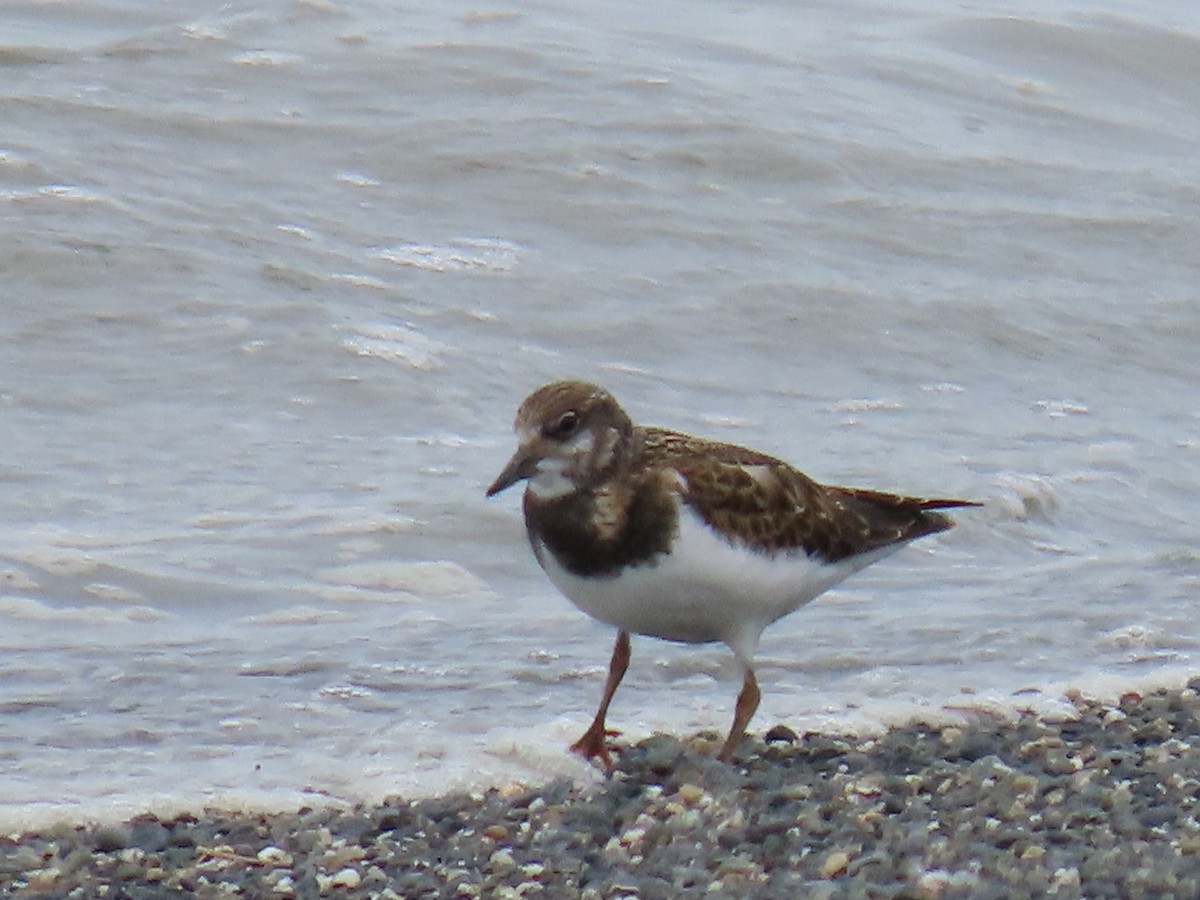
[487, 380, 978, 765]
[640, 427, 963, 562]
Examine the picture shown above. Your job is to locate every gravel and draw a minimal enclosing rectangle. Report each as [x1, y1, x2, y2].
[5, 681, 1200, 898]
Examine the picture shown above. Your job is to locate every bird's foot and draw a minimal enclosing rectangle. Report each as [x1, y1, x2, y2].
[569, 723, 622, 771]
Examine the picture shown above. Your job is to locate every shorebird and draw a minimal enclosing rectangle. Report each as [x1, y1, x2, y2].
[487, 380, 977, 764]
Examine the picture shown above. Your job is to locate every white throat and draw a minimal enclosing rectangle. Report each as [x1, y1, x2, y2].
[524, 430, 595, 499]
[527, 458, 575, 499]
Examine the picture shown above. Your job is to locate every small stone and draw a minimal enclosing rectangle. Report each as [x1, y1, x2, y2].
[373, 807, 409, 832]
[640, 735, 688, 773]
[1043, 752, 1080, 776]
[329, 867, 362, 890]
[763, 724, 798, 743]
[1012, 774, 1039, 794]
[118, 847, 146, 865]
[776, 783, 812, 801]
[489, 849, 516, 872]
[323, 844, 366, 868]
[941, 727, 964, 745]
[254, 845, 290, 866]
[1179, 835, 1200, 855]
[715, 854, 760, 878]
[676, 783, 706, 805]
[93, 824, 132, 852]
[24, 868, 61, 891]
[483, 824, 509, 841]
[129, 819, 171, 852]
[621, 825, 648, 850]
[820, 849, 851, 878]
[1052, 867, 1081, 890]
[362, 865, 388, 888]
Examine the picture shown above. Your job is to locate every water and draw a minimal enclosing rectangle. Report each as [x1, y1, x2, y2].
[2, 0, 1198, 828]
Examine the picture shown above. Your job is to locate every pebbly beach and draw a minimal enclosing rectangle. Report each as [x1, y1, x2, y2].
[3, 682, 1200, 899]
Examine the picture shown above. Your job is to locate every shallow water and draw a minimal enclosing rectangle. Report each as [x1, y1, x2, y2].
[2, 0, 1198, 827]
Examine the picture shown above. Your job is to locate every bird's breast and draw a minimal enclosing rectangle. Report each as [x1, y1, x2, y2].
[530, 502, 885, 647]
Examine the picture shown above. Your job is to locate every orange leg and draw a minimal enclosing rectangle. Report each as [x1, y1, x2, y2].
[569, 630, 630, 769]
[717, 666, 760, 763]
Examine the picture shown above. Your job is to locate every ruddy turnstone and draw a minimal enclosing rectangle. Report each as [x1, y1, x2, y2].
[487, 380, 978, 765]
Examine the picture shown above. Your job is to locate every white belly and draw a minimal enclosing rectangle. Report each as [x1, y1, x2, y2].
[534, 502, 899, 658]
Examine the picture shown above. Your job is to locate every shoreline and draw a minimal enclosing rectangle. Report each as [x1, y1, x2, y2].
[4, 681, 1200, 897]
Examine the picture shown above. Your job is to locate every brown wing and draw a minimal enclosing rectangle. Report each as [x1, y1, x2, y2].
[639, 427, 977, 562]
[818, 486, 979, 561]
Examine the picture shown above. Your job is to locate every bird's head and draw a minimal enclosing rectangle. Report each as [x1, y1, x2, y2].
[486, 380, 634, 499]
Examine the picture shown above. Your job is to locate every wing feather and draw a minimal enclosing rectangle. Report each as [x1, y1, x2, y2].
[639, 427, 976, 562]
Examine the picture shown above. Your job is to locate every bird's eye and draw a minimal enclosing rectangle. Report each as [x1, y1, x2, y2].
[547, 410, 579, 439]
